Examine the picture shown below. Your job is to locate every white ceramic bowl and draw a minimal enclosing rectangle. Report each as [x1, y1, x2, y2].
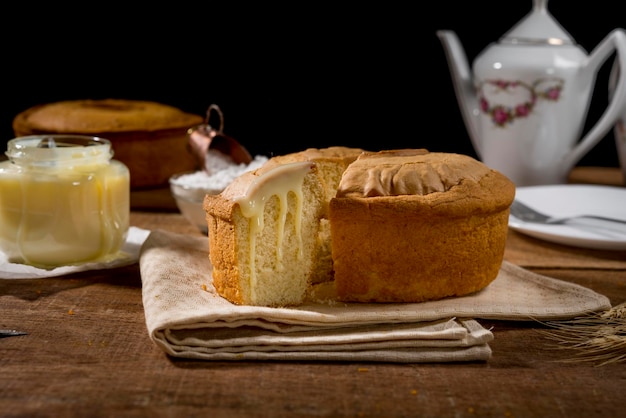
[169, 172, 224, 234]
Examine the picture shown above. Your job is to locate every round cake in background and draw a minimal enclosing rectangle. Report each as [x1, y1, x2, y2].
[12, 99, 204, 188]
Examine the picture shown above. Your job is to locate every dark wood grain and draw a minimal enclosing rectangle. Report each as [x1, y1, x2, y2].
[1, 167, 625, 418]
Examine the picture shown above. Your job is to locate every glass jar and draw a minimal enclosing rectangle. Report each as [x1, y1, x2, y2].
[0, 135, 130, 268]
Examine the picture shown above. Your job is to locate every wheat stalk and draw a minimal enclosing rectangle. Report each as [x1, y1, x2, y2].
[537, 302, 626, 366]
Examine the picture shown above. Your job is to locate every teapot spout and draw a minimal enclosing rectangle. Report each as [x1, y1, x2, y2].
[436, 30, 482, 159]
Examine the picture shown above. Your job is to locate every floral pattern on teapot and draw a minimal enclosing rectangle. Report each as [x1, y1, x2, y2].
[478, 78, 564, 127]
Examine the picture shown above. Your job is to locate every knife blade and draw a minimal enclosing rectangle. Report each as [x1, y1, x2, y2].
[0, 329, 28, 338]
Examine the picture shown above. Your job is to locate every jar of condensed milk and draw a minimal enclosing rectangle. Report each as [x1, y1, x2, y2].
[0, 135, 130, 269]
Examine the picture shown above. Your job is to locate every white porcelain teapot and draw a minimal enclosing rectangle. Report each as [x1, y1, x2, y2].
[437, 0, 626, 186]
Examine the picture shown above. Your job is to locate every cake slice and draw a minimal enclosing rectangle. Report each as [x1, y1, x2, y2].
[203, 147, 364, 306]
[204, 161, 325, 306]
[261, 147, 365, 283]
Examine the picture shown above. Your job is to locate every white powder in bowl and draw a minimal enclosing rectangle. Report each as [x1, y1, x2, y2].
[170, 151, 269, 202]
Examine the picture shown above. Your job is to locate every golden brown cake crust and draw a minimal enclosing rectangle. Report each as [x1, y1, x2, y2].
[263, 146, 366, 166]
[330, 149, 515, 303]
[335, 149, 513, 215]
[12, 99, 204, 188]
[205, 209, 245, 305]
[12, 99, 203, 134]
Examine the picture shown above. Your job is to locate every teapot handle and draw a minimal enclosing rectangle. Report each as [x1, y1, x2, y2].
[565, 28, 626, 169]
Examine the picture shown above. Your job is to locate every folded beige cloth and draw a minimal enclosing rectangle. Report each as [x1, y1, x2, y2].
[139, 229, 610, 363]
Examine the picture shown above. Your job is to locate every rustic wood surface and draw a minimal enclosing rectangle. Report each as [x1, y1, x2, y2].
[1, 167, 625, 418]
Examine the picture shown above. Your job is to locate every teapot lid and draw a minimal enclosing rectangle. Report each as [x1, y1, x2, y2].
[500, 0, 575, 45]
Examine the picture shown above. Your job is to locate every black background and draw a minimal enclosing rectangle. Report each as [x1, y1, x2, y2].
[2, 1, 624, 167]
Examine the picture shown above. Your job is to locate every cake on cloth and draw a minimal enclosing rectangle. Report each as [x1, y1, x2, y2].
[12, 99, 204, 188]
[330, 149, 516, 303]
[203, 147, 515, 307]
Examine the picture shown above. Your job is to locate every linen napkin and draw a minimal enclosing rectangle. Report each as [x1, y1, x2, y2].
[139, 230, 610, 363]
[0, 226, 151, 279]
[139, 229, 610, 363]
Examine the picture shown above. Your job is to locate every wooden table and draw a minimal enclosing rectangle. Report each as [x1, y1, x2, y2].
[1, 167, 625, 418]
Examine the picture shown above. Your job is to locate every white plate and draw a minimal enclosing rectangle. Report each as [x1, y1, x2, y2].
[508, 185, 626, 250]
[0, 227, 151, 279]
